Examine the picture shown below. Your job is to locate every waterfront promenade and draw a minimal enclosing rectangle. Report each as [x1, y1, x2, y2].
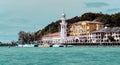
[1, 42, 120, 47]
[62, 42, 120, 46]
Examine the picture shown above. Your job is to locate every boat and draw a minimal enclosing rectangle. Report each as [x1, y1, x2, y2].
[39, 43, 50, 47]
[52, 44, 66, 47]
[52, 44, 60, 47]
[17, 44, 35, 47]
[66, 45, 73, 47]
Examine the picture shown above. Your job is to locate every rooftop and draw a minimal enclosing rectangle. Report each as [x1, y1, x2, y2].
[92, 27, 120, 33]
[73, 20, 101, 25]
[44, 32, 60, 37]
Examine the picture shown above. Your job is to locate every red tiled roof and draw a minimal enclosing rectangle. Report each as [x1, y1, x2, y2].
[44, 32, 60, 37]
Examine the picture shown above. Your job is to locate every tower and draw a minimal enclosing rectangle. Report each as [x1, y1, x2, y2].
[60, 13, 67, 43]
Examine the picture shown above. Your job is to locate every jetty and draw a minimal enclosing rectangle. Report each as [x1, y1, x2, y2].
[0, 43, 17, 47]
[62, 42, 120, 46]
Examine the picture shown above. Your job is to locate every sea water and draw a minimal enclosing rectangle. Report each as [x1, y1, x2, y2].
[0, 47, 120, 65]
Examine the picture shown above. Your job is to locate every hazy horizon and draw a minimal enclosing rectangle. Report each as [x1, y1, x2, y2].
[0, 0, 120, 43]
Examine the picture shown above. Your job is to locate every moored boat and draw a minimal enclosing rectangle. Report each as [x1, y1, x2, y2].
[52, 44, 66, 47]
[17, 44, 36, 47]
[39, 43, 50, 47]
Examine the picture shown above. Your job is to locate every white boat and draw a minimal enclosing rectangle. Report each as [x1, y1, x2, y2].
[52, 44, 60, 47]
[17, 44, 35, 47]
[52, 44, 66, 47]
[66, 45, 73, 47]
[52, 44, 74, 47]
[17, 44, 23, 47]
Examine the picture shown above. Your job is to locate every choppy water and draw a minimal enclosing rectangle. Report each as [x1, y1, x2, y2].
[0, 47, 120, 65]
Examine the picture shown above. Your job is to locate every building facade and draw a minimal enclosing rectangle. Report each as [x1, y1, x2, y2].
[90, 27, 120, 43]
[42, 32, 60, 44]
[69, 21, 102, 36]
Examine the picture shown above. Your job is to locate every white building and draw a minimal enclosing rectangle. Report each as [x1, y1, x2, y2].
[42, 13, 68, 44]
[42, 32, 60, 44]
[90, 27, 120, 43]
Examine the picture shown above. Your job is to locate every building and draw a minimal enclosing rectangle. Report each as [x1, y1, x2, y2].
[69, 20, 102, 36]
[90, 27, 120, 43]
[42, 13, 67, 44]
[42, 14, 103, 44]
[41, 13, 120, 44]
[42, 32, 60, 43]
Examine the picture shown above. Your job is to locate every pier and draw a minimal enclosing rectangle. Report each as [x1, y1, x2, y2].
[62, 42, 120, 46]
[0, 43, 17, 46]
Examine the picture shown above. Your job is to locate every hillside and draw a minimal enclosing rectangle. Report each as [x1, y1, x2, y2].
[18, 12, 120, 43]
[35, 12, 120, 40]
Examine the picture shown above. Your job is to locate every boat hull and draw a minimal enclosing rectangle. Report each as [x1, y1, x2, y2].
[17, 44, 35, 47]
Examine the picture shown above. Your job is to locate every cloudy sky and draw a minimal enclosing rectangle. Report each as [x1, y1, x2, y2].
[0, 0, 120, 42]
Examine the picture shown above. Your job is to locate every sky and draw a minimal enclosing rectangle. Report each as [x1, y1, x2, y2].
[0, 0, 120, 43]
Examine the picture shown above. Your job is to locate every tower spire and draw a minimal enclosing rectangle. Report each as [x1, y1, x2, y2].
[62, 9, 66, 18]
[61, 12, 66, 18]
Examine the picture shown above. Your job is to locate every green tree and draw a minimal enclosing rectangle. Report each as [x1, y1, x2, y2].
[112, 13, 120, 26]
